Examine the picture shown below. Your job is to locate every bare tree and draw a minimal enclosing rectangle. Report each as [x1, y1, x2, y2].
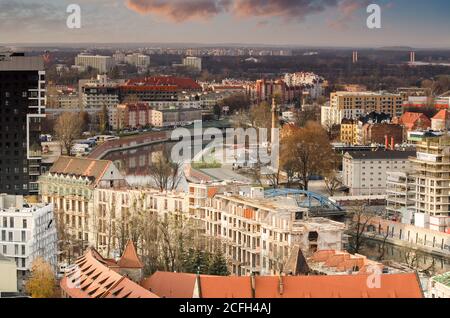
[148, 151, 183, 192]
[347, 205, 376, 254]
[324, 170, 343, 197]
[54, 112, 83, 155]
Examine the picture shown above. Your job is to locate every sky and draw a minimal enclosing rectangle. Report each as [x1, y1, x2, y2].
[1, 0, 450, 48]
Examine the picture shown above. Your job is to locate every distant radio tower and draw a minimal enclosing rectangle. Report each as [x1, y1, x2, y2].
[410, 51, 416, 64]
[352, 51, 358, 64]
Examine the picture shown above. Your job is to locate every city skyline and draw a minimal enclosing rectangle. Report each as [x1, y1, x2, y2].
[1, 0, 450, 48]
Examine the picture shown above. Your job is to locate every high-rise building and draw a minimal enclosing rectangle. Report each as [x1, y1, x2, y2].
[183, 56, 202, 71]
[75, 54, 115, 74]
[410, 136, 450, 218]
[0, 53, 46, 195]
[324, 91, 404, 126]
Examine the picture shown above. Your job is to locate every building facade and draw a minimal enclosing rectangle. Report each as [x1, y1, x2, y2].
[329, 91, 403, 124]
[343, 151, 414, 196]
[75, 55, 115, 74]
[0, 53, 46, 195]
[0, 194, 57, 289]
[39, 157, 127, 263]
[150, 108, 202, 127]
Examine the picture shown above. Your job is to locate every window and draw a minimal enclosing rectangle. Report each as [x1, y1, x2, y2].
[8, 232, 12, 242]
[21, 231, 26, 242]
[9, 217, 14, 228]
[22, 245, 25, 255]
[23, 219, 27, 229]
[1, 230, 5, 241]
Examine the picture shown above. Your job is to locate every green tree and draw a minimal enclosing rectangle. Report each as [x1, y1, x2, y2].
[208, 249, 230, 276]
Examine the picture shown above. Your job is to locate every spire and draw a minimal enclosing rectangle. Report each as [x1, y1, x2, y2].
[117, 240, 144, 269]
[271, 97, 278, 130]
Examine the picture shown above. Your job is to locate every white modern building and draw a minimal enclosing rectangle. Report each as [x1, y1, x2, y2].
[75, 54, 115, 74]
[0, 194, 57, 288]
[183, 56, 202, 71]
[125, 53, 151, 70]
[343, 151, 414, 196]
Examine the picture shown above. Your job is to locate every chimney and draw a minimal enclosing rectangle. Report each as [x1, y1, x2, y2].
[391, 137, 395, 151]
[251, 272, 256, 298]
[385, 135, 389, 150]
[278, 275, 284, 296]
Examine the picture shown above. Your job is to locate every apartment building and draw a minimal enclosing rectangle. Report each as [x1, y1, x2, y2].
[75, 54, 115, 74]
[183, 56, 202, 71]
[340, 119, 358, 145]
[187, 183, 345, 276]
[410, 136, 450, 218]
[39, 157, 127, 261]
[125, 53, 151, 70]
[119, 76, 202, 102]
[386, 171, 415, 221]
[326, 91, 403, 125]
[0, 53, 46, 195]
[110, 103, 152, 130]
[92, 187, 189, 258]
[0, 194, 57, 289]
[150, 108, 202, 127]
[343, 151, 414, 196]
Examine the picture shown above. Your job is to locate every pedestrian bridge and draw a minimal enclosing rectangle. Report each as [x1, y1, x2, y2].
[264, 189, 346, 218]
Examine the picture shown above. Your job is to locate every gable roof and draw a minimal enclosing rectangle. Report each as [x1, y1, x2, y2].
[60, 248, 158, 299]
[254, 274, 423, 298]
[432, 110, 449, 121]
[142, 272, 423, 298]
[141, 272, 197, 298]
[49, 156, 112, 186]
[398, 112, 431, 129]
[117, 240, 144, 269]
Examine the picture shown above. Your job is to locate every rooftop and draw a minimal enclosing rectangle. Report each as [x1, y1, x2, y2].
[433, 272, 450, 287]
[346, 150, 416, 160]
[0, 55, 44, 71]
[49, 156, 113, 186]
[60, 247, 158, 298]
[142, 271, 423, 298]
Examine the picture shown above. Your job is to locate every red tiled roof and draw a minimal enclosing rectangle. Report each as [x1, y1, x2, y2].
[397, 112, 431, 130]
[142, 272, 423, 299]
[254, 274, 423, 298]
[117, 240, 144, 269]
[433, 110, 448, 120]
[60, 248, 158, 298]
[122, 76, 201, 90]
[199, 276, 253, 298]
[141, 271, 197, 298]
[49, 156, 112, 186]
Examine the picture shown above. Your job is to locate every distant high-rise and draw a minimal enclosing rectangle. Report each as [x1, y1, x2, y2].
[410, 51, 416, 64]
[183, 56, 202, 71]
[75, 54, 115, 74]
[0, 53, 46, 195]
[352, 51, 358, 64]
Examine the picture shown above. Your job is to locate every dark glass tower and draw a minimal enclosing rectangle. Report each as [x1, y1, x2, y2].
[0, 53, 45, 195]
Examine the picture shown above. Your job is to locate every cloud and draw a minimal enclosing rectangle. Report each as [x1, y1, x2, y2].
[328, 0, 369, 30]
[125, 0, 231, 22]
[125, 0, 368, 24]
